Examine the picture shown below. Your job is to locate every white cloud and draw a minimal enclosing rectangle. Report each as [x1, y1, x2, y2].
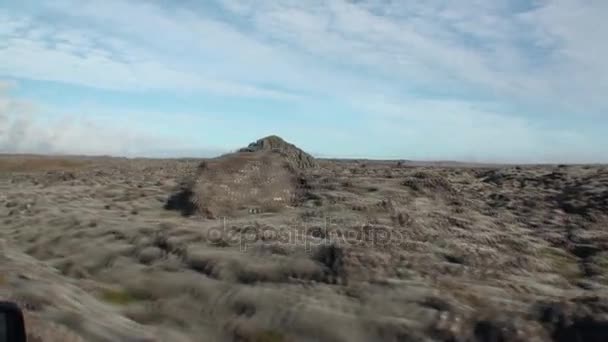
[3, 0, 607, 111]
[0, 83, 224, 157]
[215, 0, 608, 113]
[520, 0, 608, 109]
[0, 9, 298, 100]
[4, 0, 604, 113]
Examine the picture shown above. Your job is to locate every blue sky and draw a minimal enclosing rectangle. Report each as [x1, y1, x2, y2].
[1, 0, 607, 162]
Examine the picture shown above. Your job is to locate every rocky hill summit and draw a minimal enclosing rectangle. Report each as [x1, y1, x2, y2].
[239, 135, 318, 169]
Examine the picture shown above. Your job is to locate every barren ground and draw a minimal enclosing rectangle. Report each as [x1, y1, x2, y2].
[1, 154, 608, 341]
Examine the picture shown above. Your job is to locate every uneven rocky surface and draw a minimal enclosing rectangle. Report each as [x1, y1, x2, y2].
[1, 147, 608, 341]
[238, 135, 318, 169]
[166, 136, 310, 219]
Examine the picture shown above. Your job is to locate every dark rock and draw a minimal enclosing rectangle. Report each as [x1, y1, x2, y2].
[473, 320, 510, 342]
[534, 296, 608, 342]
[313, 244, 347, 284]
[444, 254, 466, 265]
[571, 244, 601, 259]
[164, 188, 196, 217]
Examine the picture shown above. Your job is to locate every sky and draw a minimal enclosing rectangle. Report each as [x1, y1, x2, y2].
[1, 0, 607, 163]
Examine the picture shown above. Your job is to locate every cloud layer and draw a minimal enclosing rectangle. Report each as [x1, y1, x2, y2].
[0, 0, 607, 162]
[0, 82, 225, 157]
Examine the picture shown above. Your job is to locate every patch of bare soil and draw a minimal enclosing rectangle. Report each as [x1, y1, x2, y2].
[0, 155, 91, 173]
[1, 141, 608, 341]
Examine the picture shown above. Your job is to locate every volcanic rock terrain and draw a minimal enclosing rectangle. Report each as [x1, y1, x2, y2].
[1, 137, 608, 341]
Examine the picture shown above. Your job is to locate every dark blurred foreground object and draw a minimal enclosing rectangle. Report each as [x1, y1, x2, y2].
[0, 302, 26, 342]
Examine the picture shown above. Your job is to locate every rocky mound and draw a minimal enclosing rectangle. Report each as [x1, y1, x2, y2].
[166, 136, 316, 218]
